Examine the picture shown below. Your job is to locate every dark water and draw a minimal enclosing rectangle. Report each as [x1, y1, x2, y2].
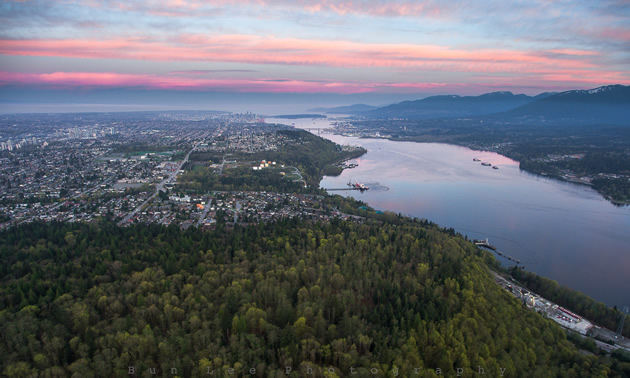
[271, 118, 630, 307]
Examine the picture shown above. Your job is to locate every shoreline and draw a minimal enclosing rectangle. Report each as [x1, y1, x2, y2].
[318, 132, 629, 308]
[346, 134, 628, 207]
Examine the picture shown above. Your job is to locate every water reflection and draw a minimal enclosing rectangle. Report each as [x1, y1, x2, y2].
[272, 117, 630, 306]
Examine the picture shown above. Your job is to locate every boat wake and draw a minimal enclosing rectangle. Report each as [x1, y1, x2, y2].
[364, 182, 389, 191]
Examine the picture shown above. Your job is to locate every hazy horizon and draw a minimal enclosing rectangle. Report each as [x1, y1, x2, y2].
[1, 83, 624, 115]
[0, 89, 419, 114]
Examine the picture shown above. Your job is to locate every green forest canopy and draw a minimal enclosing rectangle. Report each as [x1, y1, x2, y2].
[2, 216, 629, 377]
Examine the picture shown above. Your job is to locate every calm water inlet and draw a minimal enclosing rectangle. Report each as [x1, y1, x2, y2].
[272, 117, 630, 307]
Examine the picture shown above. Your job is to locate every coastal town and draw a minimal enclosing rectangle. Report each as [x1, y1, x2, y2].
[0, 112, 362, 230]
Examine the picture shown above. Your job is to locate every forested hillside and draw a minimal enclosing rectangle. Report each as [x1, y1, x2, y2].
[2, 218, 628, 377]
[182, 129, 366, 193]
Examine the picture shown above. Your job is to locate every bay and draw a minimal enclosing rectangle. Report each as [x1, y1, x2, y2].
[269, 117, 630, 307]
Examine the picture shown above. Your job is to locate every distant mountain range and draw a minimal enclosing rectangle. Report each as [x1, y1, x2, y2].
[313, 85, 630, 125]
[498, 84, 630, 125]
[364, 91, 555, 119]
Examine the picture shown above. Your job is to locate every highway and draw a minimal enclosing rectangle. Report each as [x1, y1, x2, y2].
[118, 144, 196, 225]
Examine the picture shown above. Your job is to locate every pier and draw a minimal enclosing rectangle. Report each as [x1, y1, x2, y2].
[473, 238, 497, 250]
[473, 239, 520, 264]
[326, 187, 367, 191]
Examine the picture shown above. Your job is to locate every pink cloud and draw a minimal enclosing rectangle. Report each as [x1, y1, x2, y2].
[3, 70, 551, 94]
[5, 70, 623, 95]
[545, 49, 600, 56]
[587, 27, 630, 43]
[0, 34, 602, 76]
[78, 0, 448, 18]
[0, 71, 398, 93]
[471, 71, 630, 87]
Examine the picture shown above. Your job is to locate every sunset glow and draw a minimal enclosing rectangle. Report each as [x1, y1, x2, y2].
[1, 0, 629, 101]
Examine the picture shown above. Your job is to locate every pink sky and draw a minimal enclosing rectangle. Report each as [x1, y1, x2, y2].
[1, 0, 629, 97]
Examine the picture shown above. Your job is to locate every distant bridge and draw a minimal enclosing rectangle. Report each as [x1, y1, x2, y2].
[302, 128, 334, 135]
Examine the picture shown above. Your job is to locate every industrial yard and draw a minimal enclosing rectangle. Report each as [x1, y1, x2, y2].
[493, 272, 630, 353]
